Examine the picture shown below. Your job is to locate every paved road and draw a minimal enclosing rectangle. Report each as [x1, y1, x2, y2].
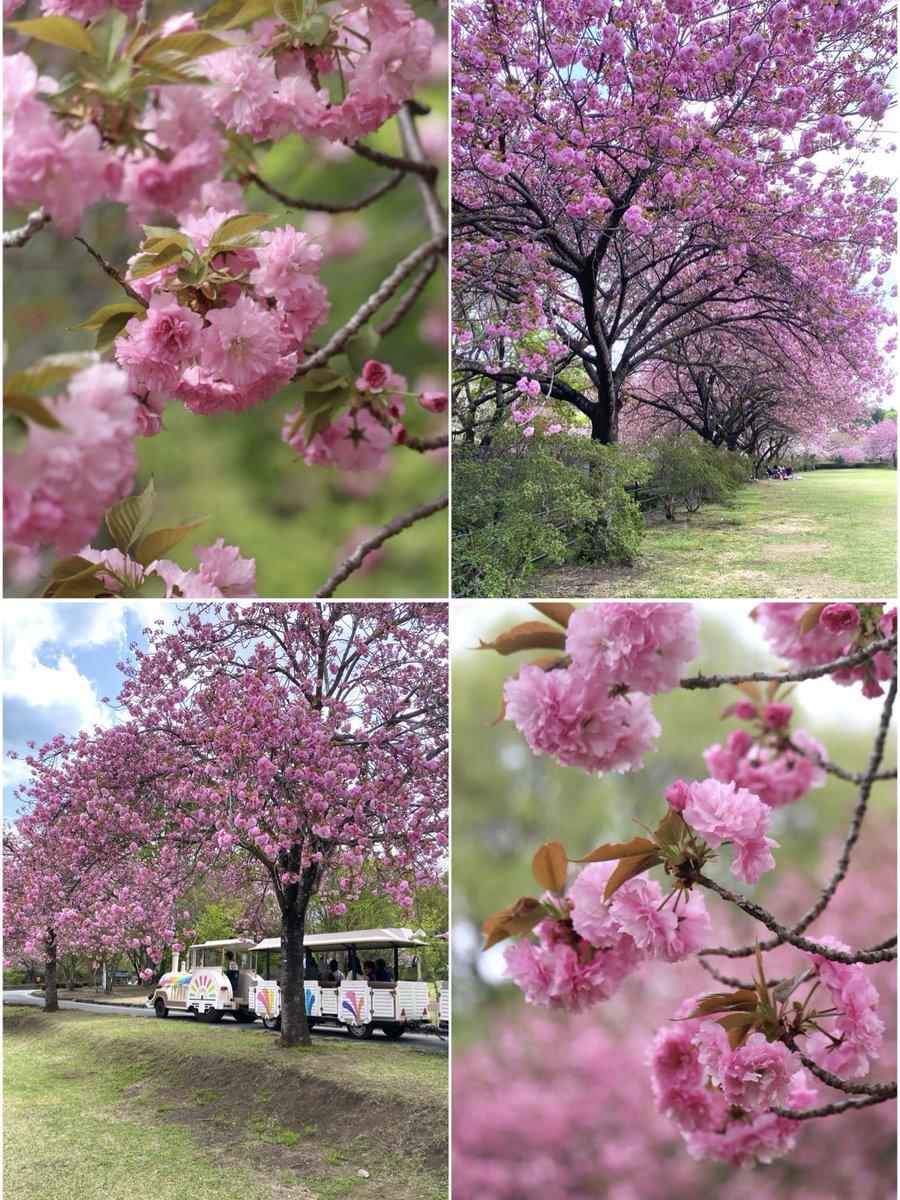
[3, 990, 448, 1054]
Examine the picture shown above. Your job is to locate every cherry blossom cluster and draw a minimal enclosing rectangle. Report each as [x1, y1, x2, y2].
[282, 358, 448, 472]
[200, 0, 433, 144]
[79, 539, 258, 599]
[4, 363, 137, 563]
[116, 213, 329, 417]
[754, 603, 897, 697]
[503, 602, 699, 773]
[703, 698, 827, 808]
[505, 860, 711, 1013]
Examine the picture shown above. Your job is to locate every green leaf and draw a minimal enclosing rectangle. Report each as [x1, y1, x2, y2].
[273, 0, 307, 28]
[105, 478, 157, 554]
[304, 367, 349, 394]
[70, 299, 145, 332]
[207, 212, 274, 254]
[8, 16, 99, 57]
[5, 353, 97, 397]
[140, 31, 235, 62]
[90, 6, 128, 68]
[129, 242, 187, 279]
[296, 11, 331, 44]
[96, 312, 136, 351]
[142, 232, 189, 254]
[41, 556, 105, 599]
[4, 394, 64, 430]
[344, 327, 381, 375]
[203, 0, 273, 29]
[135, 572, 169, 598]
[134, 517, 210, 567]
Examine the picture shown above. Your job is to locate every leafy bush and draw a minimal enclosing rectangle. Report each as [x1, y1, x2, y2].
[452, 433, 645, 596]
[644, 435, 750, 519]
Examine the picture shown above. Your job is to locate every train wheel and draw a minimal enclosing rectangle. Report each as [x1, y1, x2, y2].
[381, 1023, 405, 1040]
[154, 998, 168, 1019]
[346, 1021, 374, 1040]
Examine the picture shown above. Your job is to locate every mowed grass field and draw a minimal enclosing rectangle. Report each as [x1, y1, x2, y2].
[538, 468, 897, 598]
[4, 1008, 447, 1200]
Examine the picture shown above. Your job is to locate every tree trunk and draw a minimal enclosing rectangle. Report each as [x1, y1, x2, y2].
[278, 859, 320, 1049]
[44, 931, 59, 1013]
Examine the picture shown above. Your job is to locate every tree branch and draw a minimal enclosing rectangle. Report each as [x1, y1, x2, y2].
[73, 236, 148, 307]
[314, 491, 448, 598]
[679, 634, 897, 690]
[241, 165, 405, 212]
[3, 209, 51, 248]
[772, 1092, 896, 1120]
[347, 138, 438, 180]
[695, 873, 896, 963]
[296, 234, 448, 376]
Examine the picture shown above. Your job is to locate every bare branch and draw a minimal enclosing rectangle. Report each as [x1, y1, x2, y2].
[397, 101, 447, 240]
[296, 234, 448, 375]
[3, 209, 51, 249]
[377, 256, 442, 336]
[314, 491, 448, 598]
[73, 236, 148, 308]
[772, 1092, 896, 1120]
[241, 165, 405, 213]
[696, 873, 897, 964]
[347, 138, 438, 180]
[679, 634, 897, 690]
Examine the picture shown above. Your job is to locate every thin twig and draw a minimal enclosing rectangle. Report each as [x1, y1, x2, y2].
[781, 1033, 897, 1097]
[347, 138, 438, 180]
[772, 1092, 895, 1120]
[698, 677, 897, 961]
[786, 676, 897, 934]
[403, 432, 449, 453]
[377, 256, 441, 336]
[241, 165, 405, 212]
[74, 236, 148, 307]
[3, 209, 51, 248]
[314, 492, 448, 598]
[296, 234, 448, 376]
[679, 635, 897, 690]
[695, 874, 896, 964]
[397, 102, 447, 240]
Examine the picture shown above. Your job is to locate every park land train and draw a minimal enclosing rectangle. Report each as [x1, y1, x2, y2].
[251, 927, 449, 1039]
[148, 938, 260, 1023]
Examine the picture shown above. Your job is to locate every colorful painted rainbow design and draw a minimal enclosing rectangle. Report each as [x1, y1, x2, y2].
[159, 972, 193, 988]
[255, 986, 277, 1016]
[187, 972, 219, 1002]
[305, 988, 317, 1015]
[341, 990, 366, 1022]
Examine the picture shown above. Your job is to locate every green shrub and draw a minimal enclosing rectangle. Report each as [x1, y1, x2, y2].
[452, 432, 646, 596]
[643, 435, 750, 518]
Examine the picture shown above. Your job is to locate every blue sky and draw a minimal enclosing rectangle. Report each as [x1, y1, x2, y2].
[2, 601, 176, 822]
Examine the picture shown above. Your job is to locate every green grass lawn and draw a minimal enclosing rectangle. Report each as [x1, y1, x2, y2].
[4, 1008, 447, 1200]
[537, 468, 897, 598]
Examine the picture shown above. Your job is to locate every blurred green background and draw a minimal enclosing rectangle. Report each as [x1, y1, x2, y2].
[4, 1, 448, 597]
[451, 600, 897, 1044]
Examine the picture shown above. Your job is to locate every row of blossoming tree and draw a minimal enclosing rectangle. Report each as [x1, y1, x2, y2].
[3, 602, 449, 1048]
[458, 600, 895, 1180]
[4, 0, 449, 598]
[451, 0, 895, 465]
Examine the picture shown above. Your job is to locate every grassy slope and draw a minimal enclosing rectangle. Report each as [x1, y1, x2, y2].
[536, 468, 897, 598]
[4, 1008, 447, 1200]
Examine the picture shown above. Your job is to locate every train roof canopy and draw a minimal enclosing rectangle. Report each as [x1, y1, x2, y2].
[252, 927, 428, 952]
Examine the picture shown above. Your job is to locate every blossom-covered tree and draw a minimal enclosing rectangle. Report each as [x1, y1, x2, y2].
[4, 604, 449, 1048]
[452, 0, 895, 446]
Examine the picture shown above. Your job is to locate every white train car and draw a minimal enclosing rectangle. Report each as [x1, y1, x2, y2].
[251, 927, 443, 1039]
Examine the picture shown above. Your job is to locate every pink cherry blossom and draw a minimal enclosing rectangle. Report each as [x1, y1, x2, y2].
[679, 778, 778, 883]
[565, 602, 700, 694]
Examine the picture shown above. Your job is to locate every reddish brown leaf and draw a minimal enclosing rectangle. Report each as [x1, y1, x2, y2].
[687, 988, 759, 1018]
[481, 897, 547, 951]
[603, 852, 661, 901]
[530, 602, 575, 628]
[577, 836, 658, 864]
[532, 842, 568, 893]
[798, 603, 828, 636]
[717, 1012, 759, 1050]
[478, 621, 568, 656]
[653, 809, 687, 849]
[735, 681, 762, 704]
